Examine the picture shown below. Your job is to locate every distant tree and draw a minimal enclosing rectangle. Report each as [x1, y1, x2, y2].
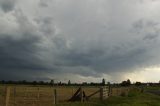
[0, 80, 5, 84]
[68, 80, 71, 85]
[148, 83, 153, 86]
[22, 80, 27, 84]
[90, 82, 95, 86]
[107, 82, 110, 86]
[39, 81, 44, 85]
[50, 79, 54, 86]
[121, 81, 127, 86]
[127, 79, 131, 85]
[45, 82, 49, 85]
[8, 80, 13, 84]
[135, 82, 142, 86]
[102, 78, 105, 86]
[1, 80, 5, 84]
[82, 82, 88, 86]
[32, 81, 37, 85]
[59, 81, 62, 85]
[121, 79, 131, 86]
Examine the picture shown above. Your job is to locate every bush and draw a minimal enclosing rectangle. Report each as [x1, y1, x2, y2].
[128, 88, 141, 97]
[135, 82, 142, 86]
[121, 91, 127, 97]
[121, 79, 131, 86]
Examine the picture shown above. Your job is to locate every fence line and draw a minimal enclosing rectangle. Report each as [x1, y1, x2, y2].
[1, 86, 132, 106]
[0, 86, 105, 106]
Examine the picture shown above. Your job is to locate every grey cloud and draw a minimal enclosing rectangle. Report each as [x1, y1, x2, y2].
[132, 19, 160, 41]
[39, 0, 51, 7]
[139, 0, 158, 3]
[1, 0, 160, 81]
[0, 0, 16, 12]
[0, 35, 41, 70]
[57, 41, 147, 73]
[0, 34, 49, 80]
[0, 9, 52, 80]
[35, 17, 55, 35]
[143, 33, 159, 41]
[49, 19, 160, 77]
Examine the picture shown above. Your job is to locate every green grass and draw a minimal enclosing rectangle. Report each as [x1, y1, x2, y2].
[57, 88, 160, 106]
[145, 86, 160, 91]
[105, 93, 160, 106]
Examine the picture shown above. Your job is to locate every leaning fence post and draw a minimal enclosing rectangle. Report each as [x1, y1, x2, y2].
[100, 87, 103, 100]
[5, 87, 10, 106]
[53, 89, 57, 105]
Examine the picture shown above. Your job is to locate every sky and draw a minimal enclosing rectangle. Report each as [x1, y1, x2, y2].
[0, 0, 160, 83]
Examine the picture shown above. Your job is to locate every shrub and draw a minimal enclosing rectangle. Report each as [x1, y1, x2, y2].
[121, 91, 127, 97]
[128, 88, 141, 97]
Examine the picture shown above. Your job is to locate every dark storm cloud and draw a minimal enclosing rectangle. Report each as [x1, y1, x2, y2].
[1, 0, 160, 81]
[0, 32, 53, 80]
[0, 0, 16, 12]
[0, 9, 51, 80]
[0, 35, 41, 70]
[0, 34, 62, 81]
[56, 39, 147, 74]
[50, 18, 160, 77]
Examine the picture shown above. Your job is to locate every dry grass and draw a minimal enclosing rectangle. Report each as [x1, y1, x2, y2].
[0, 85, 101, 106]
[111, 87, 130, 96]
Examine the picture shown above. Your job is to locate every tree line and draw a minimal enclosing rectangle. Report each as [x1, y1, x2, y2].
[0, 79, 159, 86]
[0, 78, 106, 86]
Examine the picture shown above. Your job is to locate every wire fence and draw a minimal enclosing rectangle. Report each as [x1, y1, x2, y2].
[0, 85, 132, 106]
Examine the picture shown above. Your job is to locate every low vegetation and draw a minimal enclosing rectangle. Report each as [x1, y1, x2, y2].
[0, 83, 160, 106]
[57, 88, 160, 106]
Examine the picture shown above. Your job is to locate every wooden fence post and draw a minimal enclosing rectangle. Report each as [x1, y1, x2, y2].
[108, 85, 110, 96]
[100, 87, 103, 100]
[37, 87, 40, 99]
[24, 87, 26, 106]
[37, 87, 40, 106]
[80, 87, 83, 102]
[72, 87, 74, 96]
[5, 87, 10, 106]
[13, 87, 16, 106]
[53, 89, 57, 105]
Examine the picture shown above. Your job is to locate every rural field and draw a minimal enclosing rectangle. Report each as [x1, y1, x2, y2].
[0, 85, 102, 106]
[0, 85, 160, 106]
[57, 86, 160, 106]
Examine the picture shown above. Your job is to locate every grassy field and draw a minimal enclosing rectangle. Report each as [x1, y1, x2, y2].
[0, 85, 160, 106]
[145, 86, 160, 91]
[0, 85, 101, 106]
[56, 87, 160, 106]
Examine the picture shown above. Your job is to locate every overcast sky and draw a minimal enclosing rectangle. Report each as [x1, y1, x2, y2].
[0, 0, 160, 83]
